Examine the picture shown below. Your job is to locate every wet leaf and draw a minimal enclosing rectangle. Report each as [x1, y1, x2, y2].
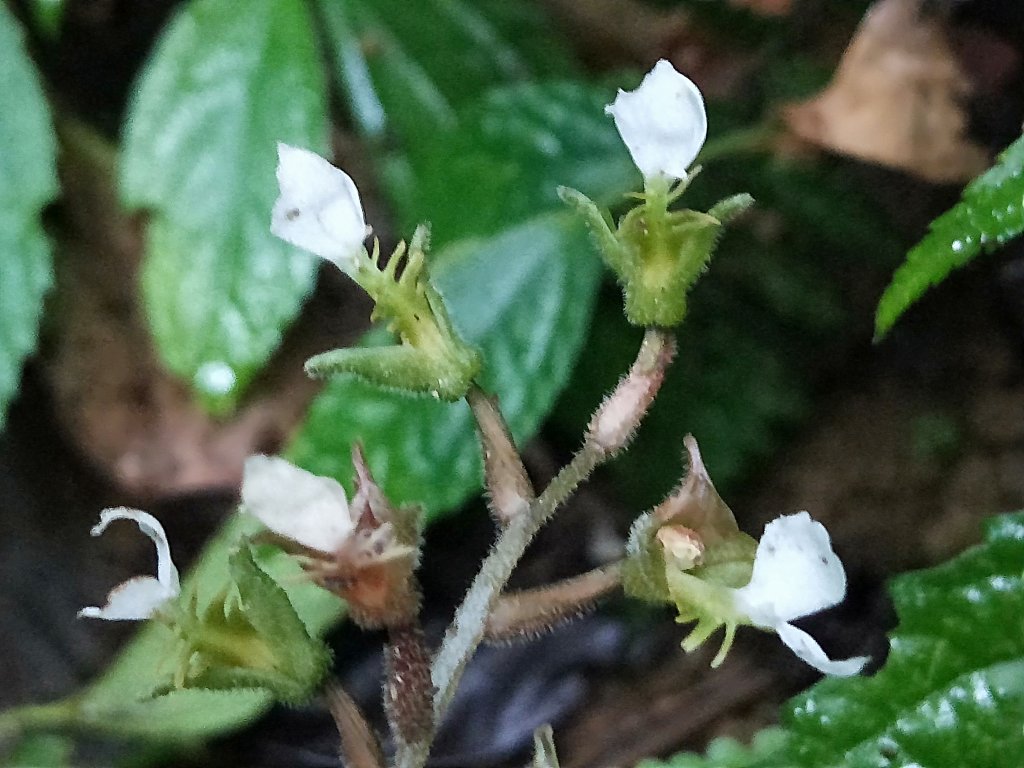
[875, 132, 1024, 338]
[645, 511, 1024, 767]
[120, 0, 328, 412]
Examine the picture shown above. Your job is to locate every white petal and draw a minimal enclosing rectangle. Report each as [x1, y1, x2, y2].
[605, 59, 707, 181]
[271, 143, 368, 271]
[242, 455, 355, 554]
[79, 508, 180, 621]
[776, 623, 869, 677]
[79, 576, 177, 621]
[734, 511, 847, 624]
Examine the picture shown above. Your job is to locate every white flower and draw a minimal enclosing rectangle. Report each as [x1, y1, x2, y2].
[605, 59, 707, 182]
[79, 508, 180, 621]
[270, 143, 369, 272]
[241, 455, 355, 555]
[733, 512, 869, 676]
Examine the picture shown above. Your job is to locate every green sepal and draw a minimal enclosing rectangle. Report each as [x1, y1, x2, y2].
[708, 193, 755, 225]
[171, 545, 331, 705]
[622, 511, 671, 603]
[532, 724, 561, 768]
[312, 229, 481, 401]
[617, 205, 721, 327]
[561, 182, 752, 327]
[305, 344, 477, 401]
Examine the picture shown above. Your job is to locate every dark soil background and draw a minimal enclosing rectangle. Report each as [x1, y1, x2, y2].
[2, 0, 1024, 766]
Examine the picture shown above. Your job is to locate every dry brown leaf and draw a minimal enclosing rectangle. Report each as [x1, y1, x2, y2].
[784, 0, 988, 184]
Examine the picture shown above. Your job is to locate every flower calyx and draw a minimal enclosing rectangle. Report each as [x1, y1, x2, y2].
[624, 436, 868, 676]
[79, 508, 329, 702]
[305, 226, 481, 401]
[271, 144, 480, 400]
[560, 59, 752, 328]
[560, 178, 752, 328]
[169, 546, 331, 703]
[241, 448, 422, 629]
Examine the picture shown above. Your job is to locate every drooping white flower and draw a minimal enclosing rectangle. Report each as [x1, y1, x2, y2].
[733, 512, 869, 676]
[241, 455, 355, 555]
[605, 59, 707, 182]
[270, 143, 369, 272]
[79, 508, 181, 621]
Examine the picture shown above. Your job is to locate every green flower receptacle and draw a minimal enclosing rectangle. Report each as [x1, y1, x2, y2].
[560, 184, 753, 328]
[618, 207, 722, 327]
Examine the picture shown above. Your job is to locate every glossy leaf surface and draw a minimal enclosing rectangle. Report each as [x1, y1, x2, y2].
[875, 134, 1024, 338]
[120, 0, 327, 411]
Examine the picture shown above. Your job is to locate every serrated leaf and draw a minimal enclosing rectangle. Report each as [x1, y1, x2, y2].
[782, 510, 1024, 767]
[875, 134, 1024, 338]
[288, 213, 600, 517]
[0, 3, 57, 430]
[120, 0, 328, 412]
[639, 512, 1024, 768]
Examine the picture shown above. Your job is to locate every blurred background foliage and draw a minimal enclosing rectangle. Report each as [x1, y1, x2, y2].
[1, 0, 1023, 765]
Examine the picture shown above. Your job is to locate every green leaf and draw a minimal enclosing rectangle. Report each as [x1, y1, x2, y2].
[0, 3, 57, 430]
[120, 0, 328, 412]
[4, 734, 73, 768]
[288, 213, 601, 517]
[316, 0, 574, 147]
[80, 688, 273, 742]
[783, 511, 1024, 767]
[315, 0, 579, 220]
[875, 134, 1024, 339]
[403, 81, 636, 245]
[636, 730, 788, 768]
[27, 0, 65, 39]
[639, 511, 1024, 768]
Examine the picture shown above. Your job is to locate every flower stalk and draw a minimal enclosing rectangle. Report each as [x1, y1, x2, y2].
[391, 327, 676, 768]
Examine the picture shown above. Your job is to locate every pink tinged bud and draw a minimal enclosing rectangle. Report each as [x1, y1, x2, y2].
[270, 143, 370, 273]
[605, 59, 708, 182]
[242, 455, 355, 555]
[733, 512, 869, 676]
[588, 330, 676, 455]
[79, 508, 180, 621]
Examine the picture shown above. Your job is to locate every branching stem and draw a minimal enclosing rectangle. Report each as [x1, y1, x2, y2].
[399, 327, 675, 768]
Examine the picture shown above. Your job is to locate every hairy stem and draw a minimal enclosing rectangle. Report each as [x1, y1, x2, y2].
[484, 562, 623, 643]
[400, 328, 674, 768]
[386, 624, 435, 750]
